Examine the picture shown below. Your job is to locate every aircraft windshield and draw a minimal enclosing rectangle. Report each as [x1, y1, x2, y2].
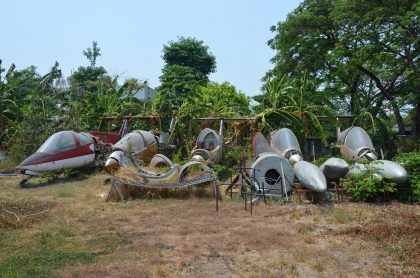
[345, 127, 374, 150]
[37, 131, 77, 154]
[76, 133, 93, 146]
[197, 129, 220, 150]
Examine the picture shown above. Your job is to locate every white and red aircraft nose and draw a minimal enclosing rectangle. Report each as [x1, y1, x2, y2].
[17, 131, 97, 175]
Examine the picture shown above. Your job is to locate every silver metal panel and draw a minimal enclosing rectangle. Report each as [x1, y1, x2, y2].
[249, 153, 294, 194]
[294, 161, 327, 192]
[320, 158, 349, 179]
[270, 128, 301, 154]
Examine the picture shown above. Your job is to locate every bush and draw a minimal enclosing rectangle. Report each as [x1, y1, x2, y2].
[213, 164, 230, 181]
[392, 152, 420, 202]
[343, 164, 397, 202]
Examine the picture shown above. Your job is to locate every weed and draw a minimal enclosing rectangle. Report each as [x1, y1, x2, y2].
[0, 251, 95, 277]
[313, 260, 325, 272]
[56, 186, 76, 198]
[297, 223, 314, 234]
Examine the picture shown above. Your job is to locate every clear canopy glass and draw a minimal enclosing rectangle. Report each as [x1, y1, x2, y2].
[37, 131, 77, 154]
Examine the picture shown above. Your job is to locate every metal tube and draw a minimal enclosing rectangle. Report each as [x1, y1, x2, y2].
[219, 119, 224, 138]
[281, 162, 288, 202]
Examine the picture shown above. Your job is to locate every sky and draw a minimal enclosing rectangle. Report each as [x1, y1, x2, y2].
[0, 0, 302, 96]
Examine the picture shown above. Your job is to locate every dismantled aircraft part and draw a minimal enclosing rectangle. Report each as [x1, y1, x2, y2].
[17, 131, 97, 175]
[338, 127, 377, 161]
[112, 130, 158, 158]
[270, 128, 303, 164]
[372, 160, 408, 184]
[139, 164, 181, 184]
[348, 160, 408, 184]
[294, 161, 327, 192]
[249, 153, 294, 195]
[192, 154, 206, 163]
[179, 161, 212, 180]
[252, 132, 273, 156]
[105, 151, 125, 171]
[192, 128, 223, 164]
[150, 154, 174, 169]
[107, 173, 218, 203]
[105, 130, 159, 171]
[320, 158, 349, 180]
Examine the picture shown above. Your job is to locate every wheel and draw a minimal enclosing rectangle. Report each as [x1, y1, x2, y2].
[103, 177, 113, 185]
[19, 179, 29, 188]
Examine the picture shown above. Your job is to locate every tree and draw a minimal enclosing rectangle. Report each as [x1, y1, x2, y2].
[167, 81, 250, 158]
[266, 0, 419, 134]
[254, 75, 334, 143]
[162, 37, 216, 80]
[154, 37, 217, 121]
[83, 41, 101, 67]
[68, 42, 107, 95]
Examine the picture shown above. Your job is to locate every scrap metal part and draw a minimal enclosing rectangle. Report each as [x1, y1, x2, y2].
[349, 160, 408, 184]
[294, 161, 327, 192]
[105, 130, 159, 171]
[150, 154, 174, 168]
[249, 132, 294, 195]
[320, 158, 349, 180]
[270, 128, 303, 165]
[191, 128, 223, 164]
[338, 126, 377, 161]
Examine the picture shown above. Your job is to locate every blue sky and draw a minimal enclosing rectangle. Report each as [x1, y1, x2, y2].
[0, 0, 301, 96]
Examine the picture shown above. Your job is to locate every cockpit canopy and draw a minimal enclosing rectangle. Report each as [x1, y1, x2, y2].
[37, 131, 92, 154]
[339, 127, 374, 150]
[196, 128, 222, 151]
[270, 128, 302, 159]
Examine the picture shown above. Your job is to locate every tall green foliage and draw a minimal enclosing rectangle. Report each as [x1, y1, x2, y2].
[154, 37, 217, 123]
[266, 0, 419, 135]
[254, 75, 334, 143]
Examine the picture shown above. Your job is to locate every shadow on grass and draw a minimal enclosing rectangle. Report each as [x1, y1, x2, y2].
[21, 167, 105, 189]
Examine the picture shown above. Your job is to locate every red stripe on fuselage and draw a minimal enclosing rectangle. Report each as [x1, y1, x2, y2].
[23, 132, 95, 166]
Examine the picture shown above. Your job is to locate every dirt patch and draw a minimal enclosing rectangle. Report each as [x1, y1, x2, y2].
[334, 204, 420, 277]
[0, 199, 54, 229]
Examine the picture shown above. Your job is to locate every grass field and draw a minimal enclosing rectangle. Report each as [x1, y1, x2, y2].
[0, 173, 419, 277]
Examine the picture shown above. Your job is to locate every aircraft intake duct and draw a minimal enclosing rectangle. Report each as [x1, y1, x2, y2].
[249, 132, 294, 195]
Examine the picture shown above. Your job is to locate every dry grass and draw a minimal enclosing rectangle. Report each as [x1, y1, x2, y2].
[0, 173, 419, 277]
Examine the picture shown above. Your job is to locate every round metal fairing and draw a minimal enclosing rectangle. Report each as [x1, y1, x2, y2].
[249, 153, 294, 195]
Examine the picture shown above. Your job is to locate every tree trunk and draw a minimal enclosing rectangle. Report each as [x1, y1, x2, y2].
[411, 101, 420, 136]
[357, 65, 405, 134]
[391, 101, 405, 135]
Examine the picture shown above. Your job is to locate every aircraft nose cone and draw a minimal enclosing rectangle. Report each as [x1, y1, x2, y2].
[105, 158, 119, 169]
[19, 152, 51, 169]
[294, 161, 327, 192]
[320, 158, 349, 179]
[373, 160, 408, 184]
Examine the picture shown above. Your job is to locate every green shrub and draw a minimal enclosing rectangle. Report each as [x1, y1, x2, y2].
[213, 164, 230, 181]
[392, 152, 420, 202]
[343, 165, 397, 202]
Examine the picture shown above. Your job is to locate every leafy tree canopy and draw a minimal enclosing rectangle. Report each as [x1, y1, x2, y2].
[266, 0, 419, 134]
[162, 37, 216, 80]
